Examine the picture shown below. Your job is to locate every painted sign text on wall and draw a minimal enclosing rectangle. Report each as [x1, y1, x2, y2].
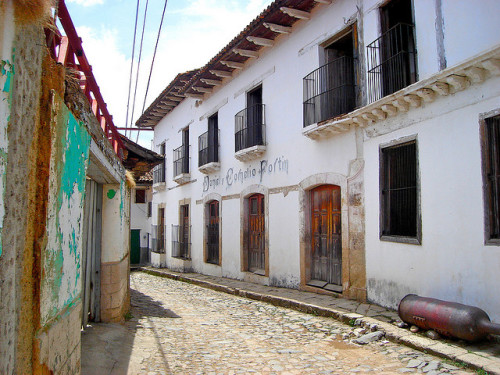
[203, 156, 289, 192]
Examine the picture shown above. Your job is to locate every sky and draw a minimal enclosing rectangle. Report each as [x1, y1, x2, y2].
[63, 0, 274, 148]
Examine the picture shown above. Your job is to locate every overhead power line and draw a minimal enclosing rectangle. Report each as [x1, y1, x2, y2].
[124, 0, 141, 138]
[137, 0, 169, 143]
[129, 0, 149, 135]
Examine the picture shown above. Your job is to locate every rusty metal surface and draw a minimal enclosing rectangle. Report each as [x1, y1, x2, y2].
[398, 294, 500, 342]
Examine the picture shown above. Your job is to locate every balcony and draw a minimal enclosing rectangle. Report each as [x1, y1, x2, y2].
[152, 161, 166, 190]
[172, 224, 191, 260]
[173, 145, 190, 184]
[198, 130, 220, 174]
[151, 224, 166, 254]
[367, 23, 417, 103]
[303, 56, 356, 127]
[234, 104, 266, 162]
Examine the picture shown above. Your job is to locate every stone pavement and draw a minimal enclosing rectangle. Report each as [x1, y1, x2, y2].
[136, 267, 500, 375]
[83, 271, 480, 374]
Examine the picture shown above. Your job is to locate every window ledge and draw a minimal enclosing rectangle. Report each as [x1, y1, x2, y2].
[235, 145, 266, 162]
[380, 235, 421, 245]
[198, 162, 221, 174]
[153, 182, 166, 191]
[303, 44, 500, 139]
[173, 173, 191, 185]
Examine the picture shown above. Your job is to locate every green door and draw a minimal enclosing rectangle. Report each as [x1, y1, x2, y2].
[130, 229, 141, 265]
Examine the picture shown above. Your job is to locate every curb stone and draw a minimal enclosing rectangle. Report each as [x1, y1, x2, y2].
[137, 267, 499, 375]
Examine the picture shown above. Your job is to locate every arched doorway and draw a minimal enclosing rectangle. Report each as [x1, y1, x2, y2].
[309, 185, 342, 291]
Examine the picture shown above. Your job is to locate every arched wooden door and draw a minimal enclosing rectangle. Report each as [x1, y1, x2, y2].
[248, 193, 265, 273]
[310, 185, 342, 290]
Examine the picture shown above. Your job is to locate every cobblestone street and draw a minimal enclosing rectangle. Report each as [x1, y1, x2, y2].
[82, 272, 477, 374]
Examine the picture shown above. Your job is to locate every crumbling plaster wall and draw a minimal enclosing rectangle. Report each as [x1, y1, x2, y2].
[0, 1, 130, 372]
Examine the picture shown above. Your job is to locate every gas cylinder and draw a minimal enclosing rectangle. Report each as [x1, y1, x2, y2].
[398, 294, 500, 342]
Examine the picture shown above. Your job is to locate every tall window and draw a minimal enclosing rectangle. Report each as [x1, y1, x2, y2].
[367, 0, 417, 102]
[135, 189, 146, 204]
[174, 128, 189, 177]
[380, 140, 420, 243]
[153, 142, 166, 183]
[199, 113, 219, 167]
[482, 115, 500, 243]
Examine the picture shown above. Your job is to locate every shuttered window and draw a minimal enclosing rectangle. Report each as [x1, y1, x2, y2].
[483, 115, 500, 243]
[380, 140, 420, 243]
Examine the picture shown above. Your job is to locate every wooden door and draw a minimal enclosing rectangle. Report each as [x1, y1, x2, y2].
[207, 201, 219, 264]
[130, 229, 141, 265]
[248, 194, 265, 274]
[180, 204, 189, 258]
[310, 185, 342, 289]
[81, 179, 102, 325]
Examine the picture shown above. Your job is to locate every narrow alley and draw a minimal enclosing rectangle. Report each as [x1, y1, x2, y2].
[81, 271, 475, 374]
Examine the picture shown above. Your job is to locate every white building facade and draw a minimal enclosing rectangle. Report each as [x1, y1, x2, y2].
[138, 0, 500, 321]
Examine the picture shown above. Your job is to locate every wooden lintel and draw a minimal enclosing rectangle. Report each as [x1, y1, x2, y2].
[280, 7, 311, 20]
[263, 22, 292, 34]
[220, 60, 244, 69]
[209, 69, 233, 78]
[247, 36, 274, 47]
[233, 48, 259, 58]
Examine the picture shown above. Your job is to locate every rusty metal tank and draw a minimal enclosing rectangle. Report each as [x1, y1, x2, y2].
[398, 294, 500, 342]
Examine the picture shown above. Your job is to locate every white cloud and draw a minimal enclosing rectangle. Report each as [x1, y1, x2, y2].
[67, 0, 104, 6]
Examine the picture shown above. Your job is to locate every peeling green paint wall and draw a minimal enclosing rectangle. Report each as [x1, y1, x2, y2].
[0, 56, 15, 257]
[40, 93, 90, 326]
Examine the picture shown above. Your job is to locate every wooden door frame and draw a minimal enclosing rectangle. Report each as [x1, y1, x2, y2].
[240, 185, 269, 277]
[203, 193, 222, 265]
[299, 174, 349, 295]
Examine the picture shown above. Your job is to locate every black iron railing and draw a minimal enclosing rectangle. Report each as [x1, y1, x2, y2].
[172, 224, 191, 259]
[367, 23, 417, 103]
[198, 130, 219, 167]
[153, 159, 165, 184]
[303, 56, 356, 127]
[173, 145, 189, 177]
[151, 224, 166, 253]
[206, 223, 219, 264]
[235, 104, 266, 152]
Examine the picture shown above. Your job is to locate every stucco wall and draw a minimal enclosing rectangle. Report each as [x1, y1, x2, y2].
[364, 75, 500, 322]
[150, 0, 500, 319]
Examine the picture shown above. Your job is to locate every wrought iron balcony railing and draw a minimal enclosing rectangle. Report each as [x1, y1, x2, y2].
[172, 224, 191, 259]
[235, 104, 266, 152]
[173, 145, 189, 177]
[206, 223, 219, 264]
[367, 23, 417, 103]
[303, 56, 356, 127]
[153, 159, 166, 184]
[151, 224, 166, 254]
[198, 130, 219, 167]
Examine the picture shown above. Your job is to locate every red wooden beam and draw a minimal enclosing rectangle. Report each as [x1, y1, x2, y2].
[56, 0, 125, 159]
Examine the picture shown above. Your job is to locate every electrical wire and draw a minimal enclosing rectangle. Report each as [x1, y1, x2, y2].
[124, 0, 141, 139]
[136, 0, 168, 143]
[129, 0, 149, 136]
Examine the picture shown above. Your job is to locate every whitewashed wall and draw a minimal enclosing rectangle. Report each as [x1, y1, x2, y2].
[152, 0, 500, 319]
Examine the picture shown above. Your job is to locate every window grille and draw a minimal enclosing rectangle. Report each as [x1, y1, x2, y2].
[380, 140, 418, 240]
[483, 115, 500, 241]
